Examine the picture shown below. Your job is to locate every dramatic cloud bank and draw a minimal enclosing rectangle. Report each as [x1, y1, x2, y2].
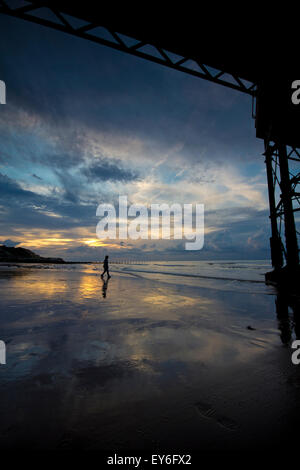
[0, 15, 271, 261]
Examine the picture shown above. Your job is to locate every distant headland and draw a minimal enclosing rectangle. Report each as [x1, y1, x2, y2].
[0, 245, 66, 264]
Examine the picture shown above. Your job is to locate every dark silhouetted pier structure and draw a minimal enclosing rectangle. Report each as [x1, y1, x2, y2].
[1, 2, 299, 287]
[110, 259, 146, 265]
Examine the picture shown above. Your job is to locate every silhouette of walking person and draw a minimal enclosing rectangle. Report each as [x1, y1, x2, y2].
[101, 255, 111, 279]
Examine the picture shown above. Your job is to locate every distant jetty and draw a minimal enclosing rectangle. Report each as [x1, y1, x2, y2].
[0, 245, 65, 264]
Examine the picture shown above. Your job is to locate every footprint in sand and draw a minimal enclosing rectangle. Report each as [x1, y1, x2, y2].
[195, 401, 239, 431]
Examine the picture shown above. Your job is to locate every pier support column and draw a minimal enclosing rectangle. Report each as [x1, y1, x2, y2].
[264, 140, 283, 269]
[277, 142, 299, 269]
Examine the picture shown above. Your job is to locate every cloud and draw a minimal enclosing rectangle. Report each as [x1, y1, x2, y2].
[82, 159, 139, 182]
[0, 172, 96, 231]
[0, 239, 20, 247]
[32, 173, 42, 180]
[0, 172, 43, 201]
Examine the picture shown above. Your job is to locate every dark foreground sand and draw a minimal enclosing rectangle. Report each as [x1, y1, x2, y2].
[0, 265, 299, 451]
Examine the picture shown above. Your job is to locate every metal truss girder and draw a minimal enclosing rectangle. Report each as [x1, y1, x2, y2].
[0, 0, 256, 96]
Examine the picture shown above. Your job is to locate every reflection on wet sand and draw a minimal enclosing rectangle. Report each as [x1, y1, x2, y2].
[276, 290, 300, 344]
[102, 277, 110, 298]
[0, 266, 300, 450]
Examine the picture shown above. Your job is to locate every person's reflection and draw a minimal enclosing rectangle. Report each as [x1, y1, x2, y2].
[276, 290, 300, 344]
[276, 292, 292, 345]
[102, 277, 110, 298]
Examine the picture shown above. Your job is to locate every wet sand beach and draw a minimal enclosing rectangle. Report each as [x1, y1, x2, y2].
[0, 263, 299, 451]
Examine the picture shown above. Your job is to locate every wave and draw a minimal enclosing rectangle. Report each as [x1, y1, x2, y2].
[119, 266, 265, 284]
[153, 263, 192, 267]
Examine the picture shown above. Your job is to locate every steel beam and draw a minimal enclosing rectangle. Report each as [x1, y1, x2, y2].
[277, 143, 299, 268]
[264, 140, 283, 269]
[263, 140, 300, 269]
[0, 0, 256, 96]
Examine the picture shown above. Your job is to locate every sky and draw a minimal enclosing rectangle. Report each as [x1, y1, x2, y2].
[0, 12, 272, 261]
